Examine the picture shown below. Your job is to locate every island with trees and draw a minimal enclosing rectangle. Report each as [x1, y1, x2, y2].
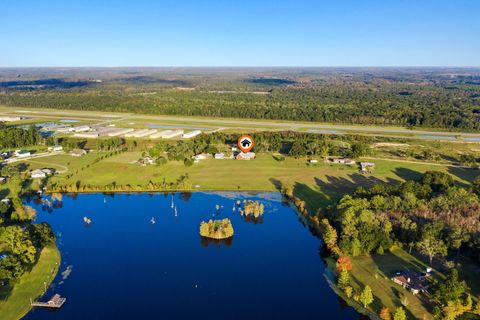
[240, 200, 265, 219]
[199, 218, 234, 240]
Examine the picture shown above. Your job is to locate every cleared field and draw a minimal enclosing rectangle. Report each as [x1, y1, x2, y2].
[345, 248, 434, 319]
[20, 152, 477, 209]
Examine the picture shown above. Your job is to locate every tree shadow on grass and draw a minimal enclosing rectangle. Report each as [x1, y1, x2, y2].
[369, 252, 433, 318]
[314, 174, 400, 203]
[393, 167, 423, 182]
[0, 282, 13, 301]
[447, 166, 478, 186]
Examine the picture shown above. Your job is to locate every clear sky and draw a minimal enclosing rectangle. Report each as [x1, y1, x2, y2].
[1, 0, 479, 67]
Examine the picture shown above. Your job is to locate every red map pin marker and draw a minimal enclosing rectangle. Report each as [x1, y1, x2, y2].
[238, 135, 254, 153]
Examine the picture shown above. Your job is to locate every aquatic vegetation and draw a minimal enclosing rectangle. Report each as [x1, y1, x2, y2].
[199, 218, 234, 239]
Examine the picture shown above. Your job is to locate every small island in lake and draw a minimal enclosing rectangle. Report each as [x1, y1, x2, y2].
[199, 218, 234, 239]
[241, 200, 265, 218]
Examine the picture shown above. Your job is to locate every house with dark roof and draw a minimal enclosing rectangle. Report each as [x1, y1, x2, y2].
[391, 271, 430, 294]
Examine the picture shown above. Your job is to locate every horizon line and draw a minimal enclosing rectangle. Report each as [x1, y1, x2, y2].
[1, 65, 480, 69]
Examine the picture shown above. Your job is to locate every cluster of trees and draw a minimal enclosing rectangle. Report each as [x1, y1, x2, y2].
[0, 223, 55, 281]
[311, 171, 480, 319]
[241, 200, 265, 218]
[321, 171, 480, 262]
[0, 125, 39, 148]
[1, 69, 479, 130]
[145, 131, 377, 166]
[0, 164, 56, 286]
[199, 218, 234, 239]
[335, 255, 408, 320]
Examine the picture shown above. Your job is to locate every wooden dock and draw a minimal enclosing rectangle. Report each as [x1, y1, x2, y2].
[31, 294, 66, 309]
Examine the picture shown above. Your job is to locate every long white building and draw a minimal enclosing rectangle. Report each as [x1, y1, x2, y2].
[149, 130, 173, 138]
[182, 130, 202, 139]
[162, 130, 184, 139]
[133, 129, 157, 138]
[124, 129, 149, 138]
[108, 128, 135, 137]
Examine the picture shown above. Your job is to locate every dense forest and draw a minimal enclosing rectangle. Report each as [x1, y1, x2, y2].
[1, 67, 480, 130]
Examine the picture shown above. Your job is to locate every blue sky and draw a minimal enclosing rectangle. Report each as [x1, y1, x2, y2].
[1, 0, 479, 67]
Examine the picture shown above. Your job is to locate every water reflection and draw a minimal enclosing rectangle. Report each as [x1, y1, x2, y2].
[200, 236, 234, 247]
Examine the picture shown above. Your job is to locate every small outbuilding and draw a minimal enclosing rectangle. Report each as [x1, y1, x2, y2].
[236, 152, 256, 160]
[360, 162, 375, 173]
[71, 149, 87, 157]
[48, 145, 63, 152]
[332, 158, 356, 165]
[214, 153, 225, 159]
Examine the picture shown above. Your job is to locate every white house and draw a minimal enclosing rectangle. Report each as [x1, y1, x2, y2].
[236, 152, 256, 160]
[309, 159, 318, 164]
[48, 145, 63, 152]
[214, 153, 225, 159]
[138, 156, 155, 165]
[30, 169, 47, 179]
[14, 150, 31, 158]
[332, 158, 356, 165]
[30, 168, 54, 179]
[193, 153, 209, 161]
[71, 149, 87, 157]
[360, 162, 375, 172]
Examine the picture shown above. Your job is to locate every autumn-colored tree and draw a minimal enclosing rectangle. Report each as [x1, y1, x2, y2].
[393, 307, 406, 320]
[321, 218, 338, 250]
[338, 269, 350, 289]
[336, 256, 353, 272]
[379, 307, 391, 320]
[344, 286, 353, 298]
[359, 285, 374, 308]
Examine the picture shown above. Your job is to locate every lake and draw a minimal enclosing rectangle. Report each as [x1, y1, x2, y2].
[24, 192, 362, 320]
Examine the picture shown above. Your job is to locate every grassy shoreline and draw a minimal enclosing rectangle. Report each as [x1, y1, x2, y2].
[0, 244, 61, 320]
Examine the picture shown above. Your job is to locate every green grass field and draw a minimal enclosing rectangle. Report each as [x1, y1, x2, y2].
[25, 152, 477, 210]
[0, 244, 61, 320]
[346, 248, 434, 319]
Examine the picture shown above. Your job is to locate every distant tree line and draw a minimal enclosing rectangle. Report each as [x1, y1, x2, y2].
[1, 77, 479, 130]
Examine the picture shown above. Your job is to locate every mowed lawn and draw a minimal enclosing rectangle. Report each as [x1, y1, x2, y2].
[25, 152, 478, 210]
[348, 248, 434, 320]
[0, 244, 61, 320]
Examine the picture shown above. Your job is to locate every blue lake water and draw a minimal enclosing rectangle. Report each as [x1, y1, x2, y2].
[24, 192, 362, 320]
